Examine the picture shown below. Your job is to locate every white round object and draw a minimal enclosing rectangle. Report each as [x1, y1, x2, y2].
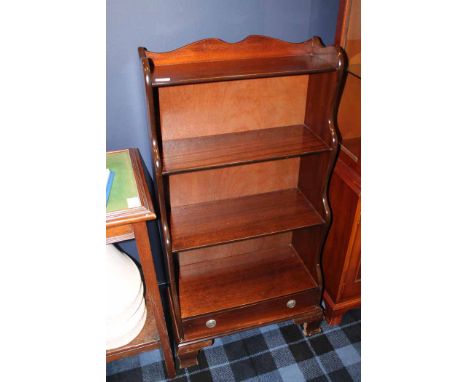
[106, 244, 147, 350]
[106, 244, 143, 321]
[107, 297, 147, 350]
[107, 279, 144, 325]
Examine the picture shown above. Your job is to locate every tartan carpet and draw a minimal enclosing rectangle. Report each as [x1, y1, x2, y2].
[107, 308, 360, 381]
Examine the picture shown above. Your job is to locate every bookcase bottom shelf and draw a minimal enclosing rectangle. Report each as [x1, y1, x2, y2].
[178, 243, 321, 341]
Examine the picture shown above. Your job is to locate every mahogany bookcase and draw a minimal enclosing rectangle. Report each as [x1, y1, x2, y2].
[138, 35, 346, 368]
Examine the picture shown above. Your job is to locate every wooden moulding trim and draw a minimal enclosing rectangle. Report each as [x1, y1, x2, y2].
[145, 35, 334, 66]
[138, 47, 184, 336]
[106, 233, 134, 245]
[106, 224, 134, 244]
[106, 208, 155, 227]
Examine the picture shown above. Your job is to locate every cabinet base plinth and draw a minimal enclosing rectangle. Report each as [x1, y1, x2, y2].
[323, 290, 360, 326]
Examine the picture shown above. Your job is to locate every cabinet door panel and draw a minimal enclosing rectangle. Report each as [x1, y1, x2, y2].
[322, 159, 360, 301]
[338, 72, 360, 140]
[340, 210, 361, 300]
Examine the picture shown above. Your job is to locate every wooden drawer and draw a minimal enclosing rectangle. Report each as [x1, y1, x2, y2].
[182, 289, 320, 341]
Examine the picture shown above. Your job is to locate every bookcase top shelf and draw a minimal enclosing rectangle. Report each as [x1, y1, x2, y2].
[140, 35, 341, 87]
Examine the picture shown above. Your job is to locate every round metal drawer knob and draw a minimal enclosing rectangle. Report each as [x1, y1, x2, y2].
[286, 299, 296, 309]
[206, 319, 217, 328]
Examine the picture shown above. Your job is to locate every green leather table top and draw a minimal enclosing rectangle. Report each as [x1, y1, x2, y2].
[106, 150, 141, 212]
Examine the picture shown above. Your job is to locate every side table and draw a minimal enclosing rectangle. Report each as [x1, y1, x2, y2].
[106, 148, 175, 378]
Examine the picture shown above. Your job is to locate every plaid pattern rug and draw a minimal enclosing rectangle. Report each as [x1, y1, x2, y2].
[107, 309, 360, 381]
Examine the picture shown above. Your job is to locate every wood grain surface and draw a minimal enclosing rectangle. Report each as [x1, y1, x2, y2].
[159, 76, 308, 140]
[170, 188, 325, 252]
[179, 244, 318, 318]
[162, 124, 330, 174]
[168, 158, 299, 207]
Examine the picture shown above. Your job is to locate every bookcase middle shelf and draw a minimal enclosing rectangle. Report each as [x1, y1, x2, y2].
[170, 188, 325, 252]
[161, 124, 331, 175]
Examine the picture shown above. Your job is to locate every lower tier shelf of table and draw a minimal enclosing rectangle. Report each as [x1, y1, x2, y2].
[106, 296, 160, 362]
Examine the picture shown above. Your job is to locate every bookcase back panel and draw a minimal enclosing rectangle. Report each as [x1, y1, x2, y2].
[169, 158, 299, 207]
[292, 226, 325, 283]
[178, 232, 292, 266]
[297, 153, 330, 218]
[304, 71, 339, 145]
[159, 76, 308, 140]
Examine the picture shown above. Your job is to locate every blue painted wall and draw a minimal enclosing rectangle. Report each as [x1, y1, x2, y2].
[107, 0, 339, 282]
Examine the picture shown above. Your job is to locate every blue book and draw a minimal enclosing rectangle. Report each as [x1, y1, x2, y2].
[106, 169, 115, 206]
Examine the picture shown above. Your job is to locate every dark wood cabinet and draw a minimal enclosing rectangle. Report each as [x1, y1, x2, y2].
[138, 35, 346, 368]
[322, 0, 361, 325]
[322, 137, 361, 324]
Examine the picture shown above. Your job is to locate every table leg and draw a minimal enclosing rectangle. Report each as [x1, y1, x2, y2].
[134, 221, 176, 378]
